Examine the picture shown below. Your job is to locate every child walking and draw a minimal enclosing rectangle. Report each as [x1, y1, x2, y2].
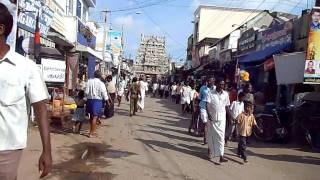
[72, 90, 86, 134]
[226, 92, 245, 144]
[236, 101, 263, 163]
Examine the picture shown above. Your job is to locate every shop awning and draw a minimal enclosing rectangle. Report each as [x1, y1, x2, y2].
[47, 32, 74, 47]
[76, 44, 103, 61]
[237, 44, 291, 64]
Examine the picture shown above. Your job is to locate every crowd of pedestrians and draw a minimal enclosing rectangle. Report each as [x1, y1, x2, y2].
[151, 77, 263, 164]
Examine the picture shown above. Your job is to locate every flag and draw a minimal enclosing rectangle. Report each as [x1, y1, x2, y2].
[34, 11, 41, 64]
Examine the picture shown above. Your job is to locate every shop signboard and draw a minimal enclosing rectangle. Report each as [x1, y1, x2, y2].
[41, 58, 66, 83]
[77, 20, 96, 49]
[256, 20, 293, 52]
[304, 7, 320, 84]
[3, 0, 18, 49]
[17, 0, 54, 37]
[238, 28, 257, 54]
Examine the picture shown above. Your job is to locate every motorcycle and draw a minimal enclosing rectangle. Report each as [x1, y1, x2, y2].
[291, 92, 320, 149]
[253, 105, 294, 143]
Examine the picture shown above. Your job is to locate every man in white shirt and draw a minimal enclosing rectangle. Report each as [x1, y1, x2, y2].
[181, 82, 191, 114]
[117, 77, 126, 107]
[171, 82, 177, 102]
[152, 82, 158, 97]
[0, 3, 52, 179]
[138, 77, 148, 111]
[206, 78, 230, 163]
[226, 92, 245, 144]
[105, 75, 116, 118]
[85, 71, 109, 138]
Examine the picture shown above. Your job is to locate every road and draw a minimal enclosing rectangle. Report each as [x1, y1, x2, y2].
[19, 96, 320, 180]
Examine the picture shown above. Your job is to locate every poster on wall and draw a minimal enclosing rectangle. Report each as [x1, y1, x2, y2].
[304, 7, 320, 84]
[3, 0, 18, 48]
[106, 31, 122, 55]
[41, 58, 66, 83]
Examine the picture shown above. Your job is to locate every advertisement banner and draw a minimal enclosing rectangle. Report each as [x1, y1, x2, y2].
[17, 0, 54, 37]
[41, 58, 66, 83]
[3, 0, 18, 48]
[106, 31, 122, 55]
[304, 7, 320, 84]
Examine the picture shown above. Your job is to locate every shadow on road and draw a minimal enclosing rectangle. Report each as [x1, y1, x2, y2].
[135, 138, 208, 160]
[138, 129, 202, 143]
[49, 142, 137, 180]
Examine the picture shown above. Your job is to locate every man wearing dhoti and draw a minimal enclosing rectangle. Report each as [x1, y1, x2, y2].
[138, 77, 148, 111]
[206, 78, 230, 163]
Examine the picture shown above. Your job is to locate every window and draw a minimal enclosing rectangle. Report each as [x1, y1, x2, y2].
[76, 0, 81, 19]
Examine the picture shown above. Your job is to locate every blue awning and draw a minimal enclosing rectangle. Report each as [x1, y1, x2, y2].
[238, 44, 291, 63]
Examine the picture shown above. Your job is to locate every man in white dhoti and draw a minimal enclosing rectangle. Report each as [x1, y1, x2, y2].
[117, 77, 126, 107]
[206, 78, 230, 163]
[138, 77, 148, 111]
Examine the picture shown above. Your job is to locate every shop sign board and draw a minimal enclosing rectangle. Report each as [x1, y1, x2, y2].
[77, 20, 96, 49]
[304, 7, 320, 84]
[17, 0, 54, 37]
[238, 28, 257, 54]
[41, 58, 66, 83]
[256, 20, 293, 52]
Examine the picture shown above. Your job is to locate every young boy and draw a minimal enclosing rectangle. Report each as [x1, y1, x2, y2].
[226, 92, 245, 144]
[236, 101, 263, 163]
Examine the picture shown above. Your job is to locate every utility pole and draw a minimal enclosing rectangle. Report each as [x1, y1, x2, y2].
[101, 10, 110, 75]
[118, 25, 124, 86]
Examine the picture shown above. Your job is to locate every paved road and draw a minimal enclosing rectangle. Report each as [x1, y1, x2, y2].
[19, 97, 320, 180]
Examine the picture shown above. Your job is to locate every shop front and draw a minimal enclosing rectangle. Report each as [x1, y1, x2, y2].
[237, 20, 294, 97]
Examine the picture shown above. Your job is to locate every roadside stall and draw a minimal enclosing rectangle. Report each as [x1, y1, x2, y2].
[40, 48, 76, 127]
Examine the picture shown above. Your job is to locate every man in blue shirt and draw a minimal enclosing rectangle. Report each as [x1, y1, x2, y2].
[199, 77, 216, 145]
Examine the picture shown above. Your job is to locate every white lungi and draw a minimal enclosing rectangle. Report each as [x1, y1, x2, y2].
[206, 89, 230, 157]
[208, 119, 226, 157]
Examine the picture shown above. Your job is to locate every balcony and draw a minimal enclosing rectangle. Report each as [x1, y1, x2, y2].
[84, 0, 96, 7]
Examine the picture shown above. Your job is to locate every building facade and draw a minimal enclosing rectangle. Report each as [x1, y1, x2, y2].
[134, 35, 170, 77]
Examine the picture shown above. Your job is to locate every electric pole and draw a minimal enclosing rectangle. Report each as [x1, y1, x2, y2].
[101, 10, 110, 75]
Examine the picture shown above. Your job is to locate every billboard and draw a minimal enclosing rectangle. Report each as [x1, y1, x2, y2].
[3, 0, 18, 48]
[106, 31, 122, 55]
[304, 7, 320, 84]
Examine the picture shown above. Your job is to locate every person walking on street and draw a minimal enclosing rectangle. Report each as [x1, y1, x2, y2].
[164, 84, 170, 99]
[176, 83, 182, 104]
[199, 78, 215, 145]
[171, 82, 177, 102]
[159, 83, 165, 98]
[72, 90, 86, 134]
[117, 76, 126, 107]
[243, 83, 255, 105]
[85, 71, 110, 138]
[181, 82, 191, 114]
[105, 75, 116, 118]
[189, 85, 200, 135]
[206, 78, 230, 163]
[0, 3, 52, 178]
[138, 77, 148, 112]
[126, 77, 141, 116]
[189, 84, 197, 114]
[152, 81, 158, 97]
[236, 101, 263, 163]
[225, 92, 245, 145]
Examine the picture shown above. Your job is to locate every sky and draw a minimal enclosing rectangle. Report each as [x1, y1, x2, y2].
[91, 0, 315, 62]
